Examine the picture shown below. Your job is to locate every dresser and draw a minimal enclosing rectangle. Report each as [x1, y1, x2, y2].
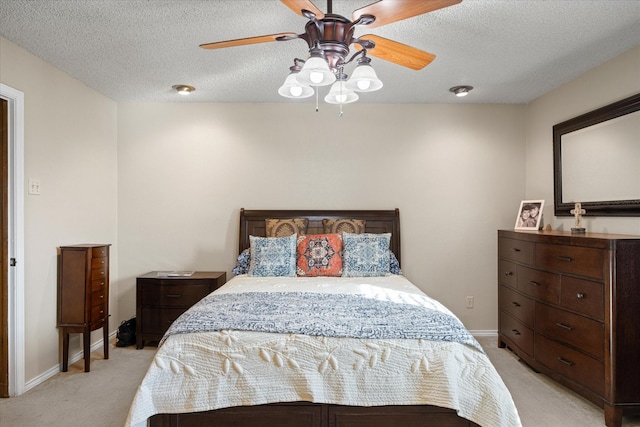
[57, 244, 110, 372]
[497, 230, 640, 427]
[136, 271, 227, 349]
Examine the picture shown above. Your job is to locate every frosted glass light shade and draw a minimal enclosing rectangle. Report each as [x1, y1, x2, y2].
[297, 57, 336, 87]
[278, 73, 314, 98]
[324, 81, 359, 104]
[345, 64, 383, 92]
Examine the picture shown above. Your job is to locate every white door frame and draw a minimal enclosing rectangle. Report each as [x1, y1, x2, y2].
[0, 83, 25, 396]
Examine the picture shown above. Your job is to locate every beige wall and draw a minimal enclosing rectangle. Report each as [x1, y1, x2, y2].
[525, 45, 640, 234]
[0, 37, 118, 382]
[116, 103, 526, 330]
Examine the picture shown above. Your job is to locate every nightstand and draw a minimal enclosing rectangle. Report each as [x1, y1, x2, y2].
[135, 271, 226, 349]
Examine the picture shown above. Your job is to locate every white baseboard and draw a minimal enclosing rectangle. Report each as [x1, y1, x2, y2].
[469, 330, 498, 337]
[23, 331, 117, 393]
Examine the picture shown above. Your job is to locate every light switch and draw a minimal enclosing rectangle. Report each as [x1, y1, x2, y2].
[28, 178, 41, 195]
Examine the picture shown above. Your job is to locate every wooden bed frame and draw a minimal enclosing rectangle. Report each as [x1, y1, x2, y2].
[149, 209, 480, 427]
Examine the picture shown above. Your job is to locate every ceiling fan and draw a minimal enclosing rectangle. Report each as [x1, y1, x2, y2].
[199, 0, 462, 103]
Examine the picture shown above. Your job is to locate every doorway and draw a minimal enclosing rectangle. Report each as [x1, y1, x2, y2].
[0, 83, 25, 397]
[1, 97, 7, 397]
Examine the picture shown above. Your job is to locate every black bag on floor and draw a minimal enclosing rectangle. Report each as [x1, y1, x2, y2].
[116, 317, 136, 347]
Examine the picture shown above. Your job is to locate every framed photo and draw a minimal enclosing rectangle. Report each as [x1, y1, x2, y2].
[514, 200, 544, 230]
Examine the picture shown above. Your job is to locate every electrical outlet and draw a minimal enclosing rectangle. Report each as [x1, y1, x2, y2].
[466, 296, 474, 309]
[28, 178, 41, 195]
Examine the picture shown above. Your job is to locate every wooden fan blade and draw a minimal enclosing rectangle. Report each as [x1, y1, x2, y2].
[280, 0, 325, 19]
[199, 33, 298, 50]
[353, 0, 461, 28]
[357, 35, 435, 70]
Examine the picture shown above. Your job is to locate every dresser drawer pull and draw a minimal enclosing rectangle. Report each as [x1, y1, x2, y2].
[167, 294, 182, 298]
[576, 293, 585, 299]
[511, 301, 521, 308]
[556, 256, 573, 263]
[511, 329, 521, 336]
[504, 271, 514, 276]
[528, 281, 541, 287]
[555, 322, 573, 331]
[557, 357, 574, 367]
[511, 248, 521, 253]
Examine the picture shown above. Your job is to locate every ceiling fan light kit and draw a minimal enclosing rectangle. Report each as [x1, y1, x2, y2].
[200, 0, 463, 109]
[325, 76, 359, 104]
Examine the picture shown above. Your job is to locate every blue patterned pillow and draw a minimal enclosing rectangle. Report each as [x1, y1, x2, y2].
[389, 250, 402, 275]
[248, 234, 297, 277]
[342, 232, 391, 277]
[232, 248, 251, 275]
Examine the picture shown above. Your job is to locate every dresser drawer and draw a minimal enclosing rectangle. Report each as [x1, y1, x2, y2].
[141, 307, 187, 334]
[91, 256, 108, 269]
[535, 243, 604, 279]
[140, 283, 212, 307]
[535, 303, 603, 359]
[535, 334, 604, 396]
[91, 246, 109, 258]
[517, 265, 560, 304]
[90, 303, 107, 322]
[91, 289, 106, 307]
[91, 277, 107, 291]
[92, 266, 108, 281]
[500, 313, 534, 357]
[499, 286, 534, 327]
[499, 238, 534, 264]
[561, 276, 604, 321]
[498, 260, 517, 288]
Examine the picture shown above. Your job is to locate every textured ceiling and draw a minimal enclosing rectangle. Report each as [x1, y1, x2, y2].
[1, 0, 639, 104]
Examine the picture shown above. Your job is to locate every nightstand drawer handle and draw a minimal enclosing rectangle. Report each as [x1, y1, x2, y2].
[504, 271, 514, 276]
[556, 256, 573, 262]
[528, 281, 540, 287]
[511, 301, 521, 308]
[555, 322, 573, 331]
[511, 248, 521, 253]
[167, 294, 182, 298]
[576, 293, 585, 299]
[511, 329, 521, 336]
[557, 357, 574, 367]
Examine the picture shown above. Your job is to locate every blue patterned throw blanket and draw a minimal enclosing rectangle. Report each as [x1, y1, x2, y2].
[162, 291, 482, 352]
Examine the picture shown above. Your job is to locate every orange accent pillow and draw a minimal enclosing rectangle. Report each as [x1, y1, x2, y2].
[296, 233, 343, 277]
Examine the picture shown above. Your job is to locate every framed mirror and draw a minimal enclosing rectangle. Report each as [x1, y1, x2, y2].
[553, 92, 640, 216]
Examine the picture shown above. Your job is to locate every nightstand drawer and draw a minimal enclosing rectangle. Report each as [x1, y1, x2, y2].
[140, 283, 212, 307]
[141, 307, 187, 334]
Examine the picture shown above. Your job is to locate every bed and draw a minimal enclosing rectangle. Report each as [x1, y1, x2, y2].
[125, 209, 521, 427]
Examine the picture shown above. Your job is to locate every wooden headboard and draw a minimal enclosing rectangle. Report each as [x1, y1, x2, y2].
[239, 209, 401, 265]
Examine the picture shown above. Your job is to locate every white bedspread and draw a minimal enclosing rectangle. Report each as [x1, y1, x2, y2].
[125, 275, 522, 427]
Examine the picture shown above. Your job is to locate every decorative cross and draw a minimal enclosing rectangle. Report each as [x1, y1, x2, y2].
[570, 202, 586, 230]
